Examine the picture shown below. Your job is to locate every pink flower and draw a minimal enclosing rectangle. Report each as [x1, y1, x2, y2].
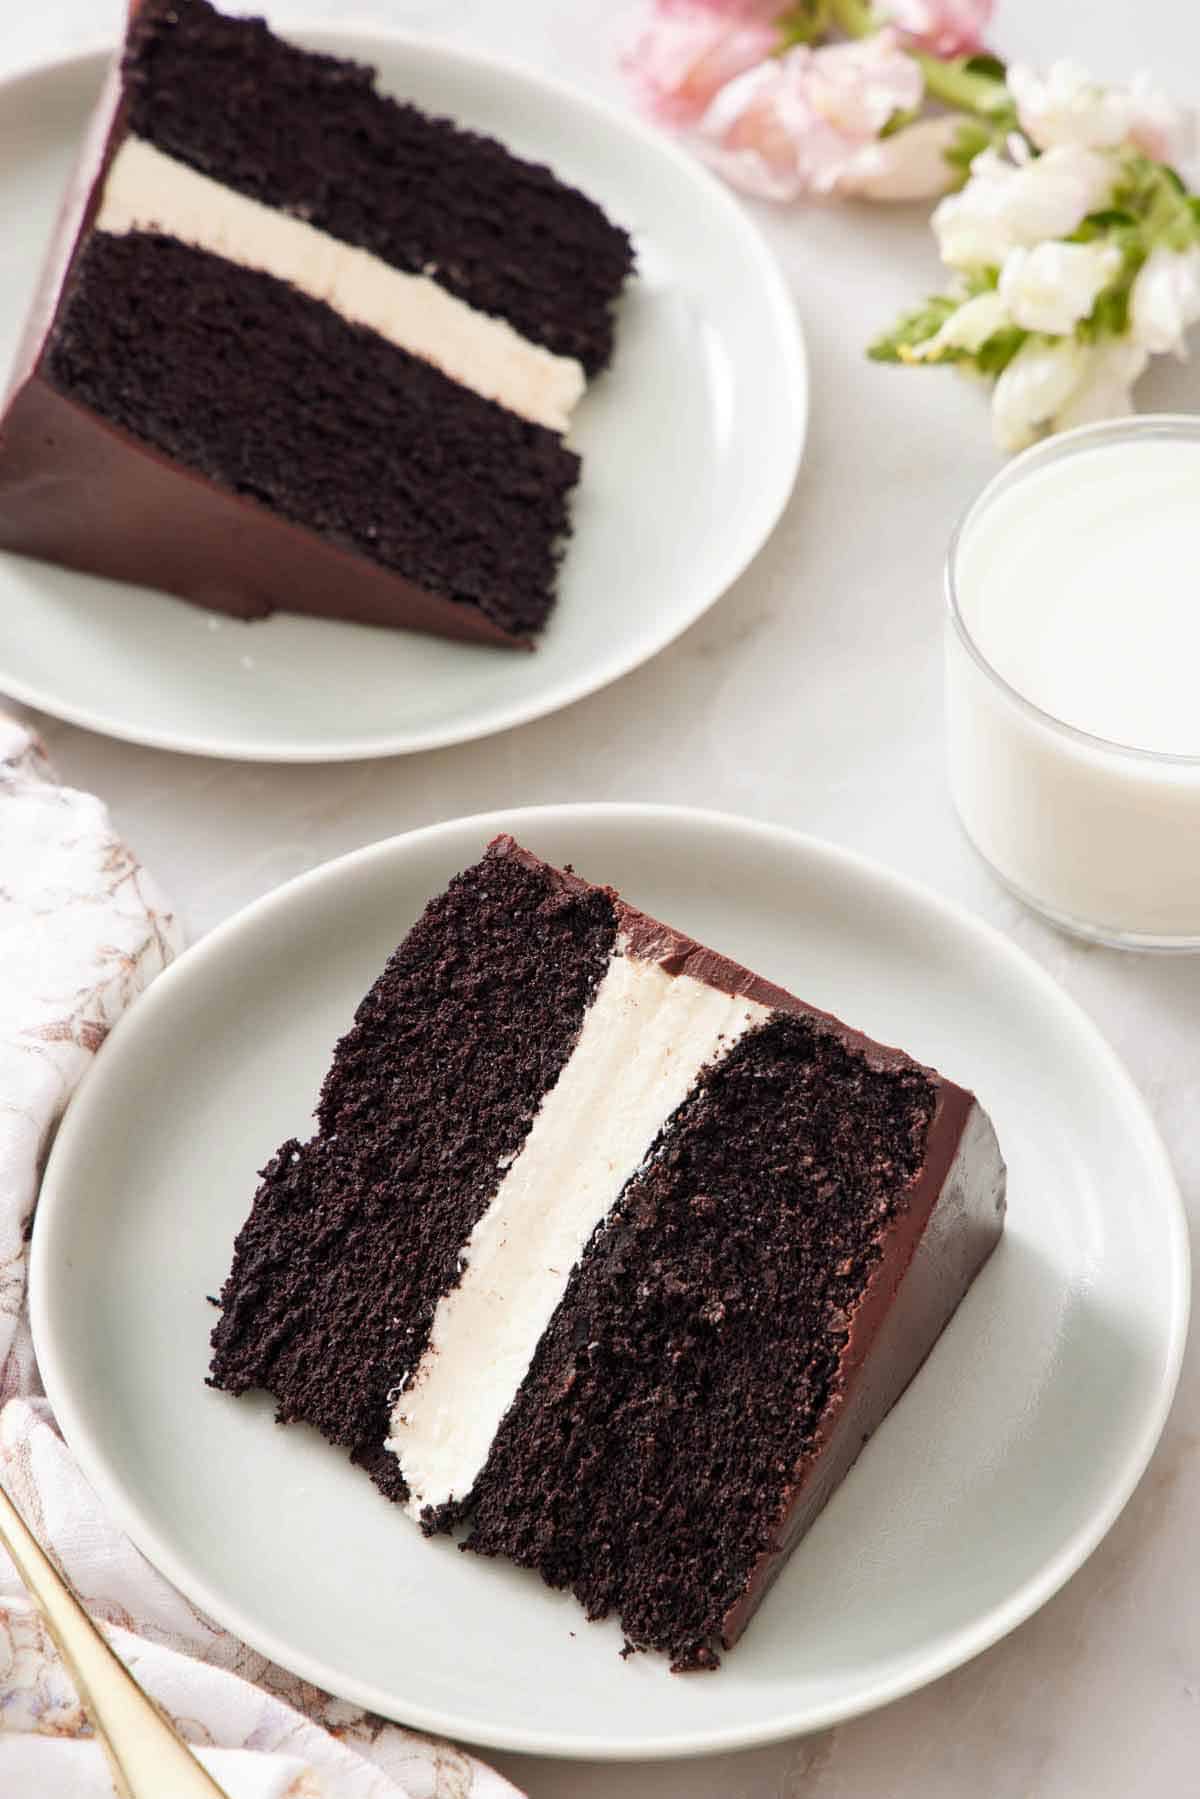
[881, 0, 993, 60]
[623, 1, 786, 127]
[837, 114, 961, 200]
[698, 30, 924, 201]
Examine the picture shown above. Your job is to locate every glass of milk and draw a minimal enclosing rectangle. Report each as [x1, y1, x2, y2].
[946, 415, 1200, 950]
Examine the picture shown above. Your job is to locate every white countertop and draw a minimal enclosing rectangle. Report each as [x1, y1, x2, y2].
[5, 2, 1199, 1793]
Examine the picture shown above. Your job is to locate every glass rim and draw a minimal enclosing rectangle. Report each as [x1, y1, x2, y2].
[945, 412, 1200, 769]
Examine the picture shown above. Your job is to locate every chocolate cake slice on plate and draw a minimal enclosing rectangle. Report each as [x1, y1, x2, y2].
[0, 0, 633, 645]
[209, 837, 1006, 1671]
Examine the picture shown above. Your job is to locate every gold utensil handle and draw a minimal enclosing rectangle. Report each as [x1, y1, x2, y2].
[0, 1481, 231, 1798]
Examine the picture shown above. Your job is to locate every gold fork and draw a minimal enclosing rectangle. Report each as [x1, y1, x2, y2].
[0, 1480, 231, 1798]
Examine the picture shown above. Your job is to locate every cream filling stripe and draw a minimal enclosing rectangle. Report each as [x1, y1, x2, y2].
[386, 945, 769, 1520]
[96, 137, 586, 433]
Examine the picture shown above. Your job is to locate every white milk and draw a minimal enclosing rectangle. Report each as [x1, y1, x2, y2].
[946, 421, 1200, 947]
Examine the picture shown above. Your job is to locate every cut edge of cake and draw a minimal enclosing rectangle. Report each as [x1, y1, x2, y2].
[449, 840, 1007, 1664]
[207, 834, 1006, 1670]
[0, 0, 634, 646]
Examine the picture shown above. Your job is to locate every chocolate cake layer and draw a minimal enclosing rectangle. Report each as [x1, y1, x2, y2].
[209, 838, 1005, 1668]
[459, 1010, 960, 1668]
[208, 848, 618, 1494]
[43, 232, 580, 641]
[124, 0, 634, 374]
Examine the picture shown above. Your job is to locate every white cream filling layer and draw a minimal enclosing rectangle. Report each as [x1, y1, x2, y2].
[95, 137, 586, 432]
[385, 945, 769, 1520]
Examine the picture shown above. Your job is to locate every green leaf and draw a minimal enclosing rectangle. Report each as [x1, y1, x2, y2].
[917, 51, 1015, 123]
[944, 117, 995, 179]
[1109, 151, 1161, 216]
[827, 0, 875, 38]
[964, 53, 1008, 83]
[1113, 151, 1200, 239]
[1164, 209, 1200, 253]
[974, 328, 1029, 377]
[868, 298, 1028, 378]
[776, 0, 833, 48]
[880, 105, 922, 139]
[868, 295, 960, 363]
[1079, 281, 1134, 342]
[963, 267, 1002, 296]
[1073, 208, 1138, 236]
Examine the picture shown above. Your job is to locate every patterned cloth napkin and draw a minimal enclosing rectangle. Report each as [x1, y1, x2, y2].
[0, 716, 521, 1799]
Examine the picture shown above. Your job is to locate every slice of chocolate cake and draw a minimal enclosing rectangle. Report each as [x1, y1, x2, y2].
[209, 838, 1005, 1670]
[0, 1, 633, 646]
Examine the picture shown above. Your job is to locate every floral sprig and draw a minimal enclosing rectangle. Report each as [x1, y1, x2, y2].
[625, 0, 1001, 200]
[870, 64, 1200, 447]
[625, 2, 1200, 449]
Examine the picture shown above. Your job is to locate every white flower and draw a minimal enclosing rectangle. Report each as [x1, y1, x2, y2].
[1123, 72, 1199, 174]
[1010, 60, 1194, 168]
[933, 144, 1115, 270]
[1009, 61, 1138, 152]
[990, 336, 1089, 450]
[1129, 244, 1200, 355]
[1052, 338, 1148, 432]
[1015, 146, 1118, 241]
[932, 149, 1022, 267]
[990, 335, 1149, 450]
[998, 240, 1121, 334]
[906, 289, 1011, 360]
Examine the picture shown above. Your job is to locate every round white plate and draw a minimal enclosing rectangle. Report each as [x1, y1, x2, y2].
[32, 807, 1187, 1759]
[0, 37, 805, 762]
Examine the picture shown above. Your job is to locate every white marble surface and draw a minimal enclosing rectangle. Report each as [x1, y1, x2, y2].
[4, 2, 1200, 1793]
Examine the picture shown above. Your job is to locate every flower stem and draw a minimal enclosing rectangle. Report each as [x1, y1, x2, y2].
[777, 0, 834, 46]
[918, 53, 1013, 119]
[828, 0, 1014, 123]
[828, 0, 875, 37]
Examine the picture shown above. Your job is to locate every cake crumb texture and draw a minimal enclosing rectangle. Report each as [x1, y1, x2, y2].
[48, 232, 580, 639]
[461, 1014, 937, 1670]
[207, 847, 617, 1495]
[124, 0, 634, 373]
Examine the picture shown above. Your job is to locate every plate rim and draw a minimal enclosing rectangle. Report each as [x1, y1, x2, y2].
[30, 803, 1190, 1759]
[0, 32, 808, 763]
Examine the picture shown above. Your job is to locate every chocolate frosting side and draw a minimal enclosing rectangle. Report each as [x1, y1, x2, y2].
[487, 833, 958, 1078]
[721, 1097, 1004, 1647]
[0, 31, 542, 647]
[0, 380, 527, 646]
[3, 52, 125, 407]
[485, 833, 1007, 1653]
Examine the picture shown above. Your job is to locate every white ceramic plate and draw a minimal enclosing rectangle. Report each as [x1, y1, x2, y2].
[31, 807, 1187, 1759]
[0, 36, 805, 762]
